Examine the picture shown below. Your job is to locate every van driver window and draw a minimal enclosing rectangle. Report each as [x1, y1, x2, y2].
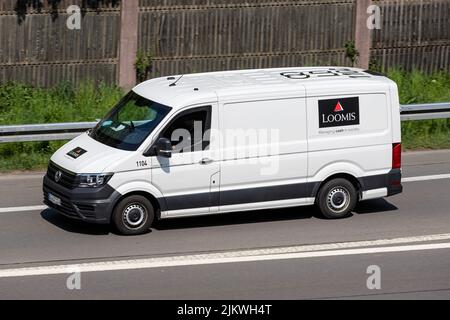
[160, 107, 211, 153]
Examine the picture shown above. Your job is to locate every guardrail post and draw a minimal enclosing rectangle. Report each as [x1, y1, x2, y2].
[118, 0, 139, 90]
[354, 0, 372, 69]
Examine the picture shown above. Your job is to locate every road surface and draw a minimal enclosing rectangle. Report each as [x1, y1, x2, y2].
[0, 149, 449, 299]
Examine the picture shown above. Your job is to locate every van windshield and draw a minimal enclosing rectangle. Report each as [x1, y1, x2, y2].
[90, 91, 171, 151]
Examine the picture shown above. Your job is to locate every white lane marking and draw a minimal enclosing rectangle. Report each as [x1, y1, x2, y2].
[0, 205, 47, 213]
[402, 173, 450, 183]
[0, 233, 450, 278]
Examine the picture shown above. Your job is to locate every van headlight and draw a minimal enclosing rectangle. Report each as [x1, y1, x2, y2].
[77, 173, 113, 188]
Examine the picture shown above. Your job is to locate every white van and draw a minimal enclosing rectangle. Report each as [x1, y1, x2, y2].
[43, 67, 402, 235]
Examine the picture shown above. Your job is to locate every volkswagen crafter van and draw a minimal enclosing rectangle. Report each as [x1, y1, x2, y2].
[43, 67, 402, 235]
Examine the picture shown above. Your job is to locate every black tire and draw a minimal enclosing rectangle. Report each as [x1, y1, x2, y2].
[112, 195, 154, 235]
[316, 178, 357, 219]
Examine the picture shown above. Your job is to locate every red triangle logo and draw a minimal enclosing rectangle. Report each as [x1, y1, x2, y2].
[334, 101, 344, 112]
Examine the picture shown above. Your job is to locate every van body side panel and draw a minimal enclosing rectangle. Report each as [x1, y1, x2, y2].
[218, 96, 309, 210]
[305, 85, 393, 198]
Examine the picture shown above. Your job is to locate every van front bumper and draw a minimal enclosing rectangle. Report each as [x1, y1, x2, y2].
[43, 175, 121, 224]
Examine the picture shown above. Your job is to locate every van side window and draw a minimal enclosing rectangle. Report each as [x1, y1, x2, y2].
[160, 106, 211, 153]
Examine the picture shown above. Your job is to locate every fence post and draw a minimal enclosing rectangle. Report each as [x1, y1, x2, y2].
[354, 0, 372, 69]
[118, 0, 139, 90]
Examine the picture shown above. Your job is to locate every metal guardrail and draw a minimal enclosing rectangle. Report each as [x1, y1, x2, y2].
[0, 102, 449, 143]
[400, 102, 450, 121]
[0, 122, 96, 143]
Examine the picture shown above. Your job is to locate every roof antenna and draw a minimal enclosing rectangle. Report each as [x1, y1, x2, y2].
[169, 75, 183, 87]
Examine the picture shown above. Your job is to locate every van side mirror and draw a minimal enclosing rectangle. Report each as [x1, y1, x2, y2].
[154, 137, 172, 158]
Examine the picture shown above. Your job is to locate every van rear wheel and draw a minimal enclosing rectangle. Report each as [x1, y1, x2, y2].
[316, 178, 357, 219]
[112, 195, 154, 235]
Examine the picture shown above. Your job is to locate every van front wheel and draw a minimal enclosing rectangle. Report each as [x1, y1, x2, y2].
[316, 178, 357, 219]
[112, 195, 154, 235]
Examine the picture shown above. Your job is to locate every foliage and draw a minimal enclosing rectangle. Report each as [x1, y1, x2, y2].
[344, 40, 359, 66]
[368, 58, 382, 73]
[135, 49, 153, 83]
[0, 81, 123, 171]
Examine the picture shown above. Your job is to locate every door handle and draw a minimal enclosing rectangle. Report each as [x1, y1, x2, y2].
[200, 158, 214, 165]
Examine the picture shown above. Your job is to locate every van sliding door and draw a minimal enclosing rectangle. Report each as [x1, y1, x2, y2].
[218, 96, 310, 212]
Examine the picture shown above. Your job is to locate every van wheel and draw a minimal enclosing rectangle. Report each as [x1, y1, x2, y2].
[112, 195, 154, 235]
[316, 178, 357, 219]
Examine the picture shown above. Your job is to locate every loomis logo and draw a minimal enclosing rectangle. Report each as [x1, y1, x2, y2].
[334, 102, 344, 112]
[319, 97, 359, 128]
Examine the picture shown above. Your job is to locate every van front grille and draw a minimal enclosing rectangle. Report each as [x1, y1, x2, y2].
[46, 161, 79, 189]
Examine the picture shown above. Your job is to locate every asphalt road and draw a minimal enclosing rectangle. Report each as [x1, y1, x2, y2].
[0, 149, 449, 300]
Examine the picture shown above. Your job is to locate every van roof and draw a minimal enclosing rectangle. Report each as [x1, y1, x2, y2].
[133, 67, 392, 108]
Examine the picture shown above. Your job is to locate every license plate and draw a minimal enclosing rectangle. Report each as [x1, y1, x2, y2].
[48, 193, 61, 206]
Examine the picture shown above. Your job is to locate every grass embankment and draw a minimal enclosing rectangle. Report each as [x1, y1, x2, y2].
[0, 82, 123, 171]
[0, 70, 449, 171]
[388, 70, 450, 149]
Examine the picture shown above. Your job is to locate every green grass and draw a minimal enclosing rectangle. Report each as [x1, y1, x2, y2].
[0, 69, 449, 172]
[386, 69, 450, 150]
[0, 81, 123, 171]
[0, 81, 123, 125]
